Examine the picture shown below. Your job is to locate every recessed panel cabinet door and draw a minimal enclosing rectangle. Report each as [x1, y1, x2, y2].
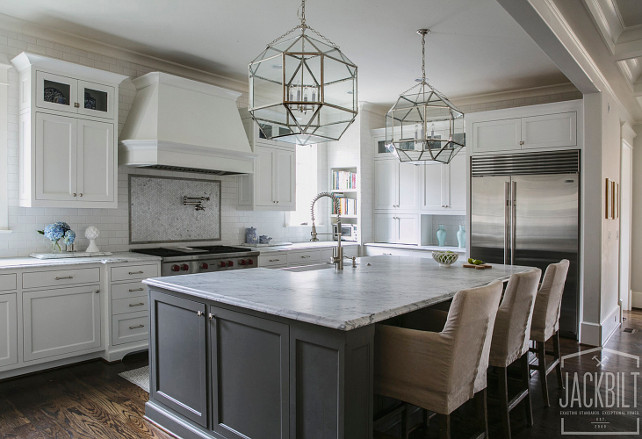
[150, 291, 208, 428]
[374, 160, 397, 210]
[23, 285, 101, 362]
[254, 147, 275, 207]
[210, 307, 289, 439]
[0, 293, 18, 367]
[398, 163, 418, 210]
[274, 148, 295, 208]
[374, 213, 397, 243]
[35, 112, 76, 201]
[76, 119, 114, 202]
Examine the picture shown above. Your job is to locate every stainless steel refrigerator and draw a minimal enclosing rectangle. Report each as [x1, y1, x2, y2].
[470, 150, 580, 338]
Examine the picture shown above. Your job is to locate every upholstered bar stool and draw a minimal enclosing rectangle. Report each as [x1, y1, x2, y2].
[529, 259, 570, 407]
[488, 269, 541, 439]
[374, 280, 503, 439]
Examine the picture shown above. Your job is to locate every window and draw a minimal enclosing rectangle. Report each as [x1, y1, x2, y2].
[288, 144, 319, 226]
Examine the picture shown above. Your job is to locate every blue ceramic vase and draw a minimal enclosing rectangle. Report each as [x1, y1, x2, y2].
[436, 224, 446, 247]
[456, 225, 466, 248]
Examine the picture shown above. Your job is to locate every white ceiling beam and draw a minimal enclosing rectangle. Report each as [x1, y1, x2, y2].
[614, 38, 642, 61]
[633, 81, 642, 96]
[582, 0, 622, 54]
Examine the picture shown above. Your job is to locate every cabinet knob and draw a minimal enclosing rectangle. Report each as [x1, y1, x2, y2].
[72, 193, 77, 197]
[197, 310, 204, 317]
[79, 193, 83, 197]
[208, 313, 215, 320]
[519, 140, 525, 145]
[74, 102, 80, 108]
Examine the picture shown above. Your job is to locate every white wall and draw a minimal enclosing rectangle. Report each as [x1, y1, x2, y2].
[0, 22, 316, 258]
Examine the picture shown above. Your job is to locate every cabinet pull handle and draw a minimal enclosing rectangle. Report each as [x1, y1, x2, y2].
[129, 302, 145, 307]
[197, 310, 204, 317]
[95, 289, 100, 294]
[129, 324, 144, 329]
[129, 271, 144, 275]
[55, 276, 73, 280]
[519, 140, 525, 145]
[268, 259, 279, 262]
[301, 255, 310, 258]
[129, 287, 144, 292]
[208, 313, 215, 320]
[74, 102, 80, 108]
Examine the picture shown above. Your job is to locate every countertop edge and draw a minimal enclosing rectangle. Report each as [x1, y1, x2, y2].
[0, 252, 161, 269]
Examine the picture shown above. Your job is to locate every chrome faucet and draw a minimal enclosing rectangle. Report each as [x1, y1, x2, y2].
[310, 192, 344, 270]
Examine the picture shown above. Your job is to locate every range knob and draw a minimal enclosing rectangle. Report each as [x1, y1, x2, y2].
[247, 259, 254, 265]
[171, 264, 180, 272]
[200, 262, 209, 270]
[227, 260, 234, 267]
[239, 259, 247, 266]
[180, 264, 189, 271]
[219, 261, 227, 268]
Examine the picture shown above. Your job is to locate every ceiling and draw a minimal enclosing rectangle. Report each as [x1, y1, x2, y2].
[0, 0, 571, 106]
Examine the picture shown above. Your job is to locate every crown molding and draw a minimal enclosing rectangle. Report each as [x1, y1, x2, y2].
[0, 13, 247, 93]
[451, 82, 579, 107]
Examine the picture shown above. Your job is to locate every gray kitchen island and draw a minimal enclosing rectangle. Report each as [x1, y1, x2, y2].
[143, 256, 532, 439]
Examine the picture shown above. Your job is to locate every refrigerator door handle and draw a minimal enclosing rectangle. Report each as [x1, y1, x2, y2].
[511, 181, 517, 265]
[504, 181, 510, 265]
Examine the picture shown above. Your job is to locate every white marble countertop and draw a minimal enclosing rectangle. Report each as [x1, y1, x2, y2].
[0, 252, 161, 270]
[144, 255, 534, 331]
[364, 243, 466, 253]
[241, 241, 359, 253]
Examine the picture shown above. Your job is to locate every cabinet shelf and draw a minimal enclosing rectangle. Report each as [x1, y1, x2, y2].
[331, 214, 358, 219]
[331, 189, 357, 193]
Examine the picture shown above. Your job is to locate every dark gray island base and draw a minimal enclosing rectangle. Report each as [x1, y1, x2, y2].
[143, 256, 532, 439]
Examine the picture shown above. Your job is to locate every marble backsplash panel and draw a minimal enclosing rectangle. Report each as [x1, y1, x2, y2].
[129, 175, 221, 243]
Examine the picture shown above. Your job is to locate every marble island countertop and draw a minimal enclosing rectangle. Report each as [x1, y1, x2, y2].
[364, 242, 466, 253]
[0, 252, 161, 269]
[144, 255, 534, 331]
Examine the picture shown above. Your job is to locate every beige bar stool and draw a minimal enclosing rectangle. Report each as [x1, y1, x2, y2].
[488, 269, 541, 439]
[374, 280, 503, 439]
[529, 259, 570, 407]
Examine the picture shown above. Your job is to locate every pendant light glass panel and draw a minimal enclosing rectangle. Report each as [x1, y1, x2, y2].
[249, 9, 357, 145]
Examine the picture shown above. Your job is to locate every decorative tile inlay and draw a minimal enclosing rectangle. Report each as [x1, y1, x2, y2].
[129, 175, 221, 244]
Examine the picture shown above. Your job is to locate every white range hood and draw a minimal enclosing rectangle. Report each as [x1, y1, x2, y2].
[119, 72, 254, 175]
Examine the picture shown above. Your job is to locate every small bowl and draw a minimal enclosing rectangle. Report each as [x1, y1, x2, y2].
[432, 251, 459, 267]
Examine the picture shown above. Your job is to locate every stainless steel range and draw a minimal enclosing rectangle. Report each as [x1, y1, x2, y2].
[132, 246, 259, 276]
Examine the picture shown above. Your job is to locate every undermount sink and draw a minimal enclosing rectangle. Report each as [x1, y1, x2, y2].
[282, 262, 335, 272]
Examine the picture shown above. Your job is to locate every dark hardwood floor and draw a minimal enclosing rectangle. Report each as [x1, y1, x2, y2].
[0, 311, 640, 439]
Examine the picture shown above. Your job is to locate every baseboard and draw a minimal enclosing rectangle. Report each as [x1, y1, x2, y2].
[632, 291, 642, 309]
[601, 306, 621, 345]
[580, 321, 601, 346]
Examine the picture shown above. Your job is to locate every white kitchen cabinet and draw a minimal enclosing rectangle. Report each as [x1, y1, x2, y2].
[33, 112, 114, 203]
[23, 284, 101, 362]
[374, 213, 419, 245]
[12, 52, 126, 209]
[374, 158, 418, 211]
[471, 110, 577, 154]
[421, 153, 466, 214]
[239, 144, 295, 210]
[0, 293, 18, 368]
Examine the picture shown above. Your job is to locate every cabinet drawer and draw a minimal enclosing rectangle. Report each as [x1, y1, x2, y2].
[112, 312, 148, 346]
[286, 251, 321, 266]
[23, 267, 100, 289]
[111, 281, 147, 300]
[0, 273, 17, 291]
[112, 296, 148, 315]
[259, 254, 287, 267]
[111, 264, 158, 282]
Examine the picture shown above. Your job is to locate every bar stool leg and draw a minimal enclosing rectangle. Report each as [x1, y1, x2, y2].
[553, 330, 564, 390]
[437, 414, 451, 439]
[520, 354, 534, 427]
[536, 340, 550, 407]
[498, 366, 511, 439]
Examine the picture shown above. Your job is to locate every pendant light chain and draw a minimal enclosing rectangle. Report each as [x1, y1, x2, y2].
[421, 31, 426, 81]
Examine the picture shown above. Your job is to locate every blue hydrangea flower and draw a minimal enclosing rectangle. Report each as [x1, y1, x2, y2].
[43, 223, 66, 241]
[63, 230, 76, 245]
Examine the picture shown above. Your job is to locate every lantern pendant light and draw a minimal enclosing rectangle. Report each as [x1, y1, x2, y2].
[386, 29, 465, 164]
[248, 0, 358, 145]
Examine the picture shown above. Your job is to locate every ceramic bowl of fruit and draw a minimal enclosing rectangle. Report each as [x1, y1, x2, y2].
[432, 250, 459, 267]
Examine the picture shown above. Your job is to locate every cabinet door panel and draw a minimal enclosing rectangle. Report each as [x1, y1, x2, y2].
[150, 291, 207, 427]
[422, 163, 443, 211]
[398, 163, 418, 210]
[374, 160, 397, 210]
[35, 112, 76, 201]
[397, 215, 418, 245]
[0, 293, 18, 367]
[472, 118, 521, 153]
[77, 80, 114, 120]
[36, 71, 77, 114]
[255, 148, 275, 207]
[274, 148, 295, 208]
[76, 119, 114, 202]
[448, 153, 467, 212]
[374, 213, 396, 243]
[210, 307, 289, 439]
[23, 285, 101, 361]
[522, 111, 576, 150]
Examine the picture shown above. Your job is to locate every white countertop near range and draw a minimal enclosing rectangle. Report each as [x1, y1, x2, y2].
[364, 243, 466, 253]
[144, 255, 533, 331]
[0, 252, 161, 270]
[240, 241, 359, 253]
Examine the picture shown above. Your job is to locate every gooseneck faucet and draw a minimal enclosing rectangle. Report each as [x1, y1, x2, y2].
[310, 192, 344, 270]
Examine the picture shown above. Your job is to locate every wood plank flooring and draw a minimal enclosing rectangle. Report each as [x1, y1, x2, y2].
[0, 311, 640, 439]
